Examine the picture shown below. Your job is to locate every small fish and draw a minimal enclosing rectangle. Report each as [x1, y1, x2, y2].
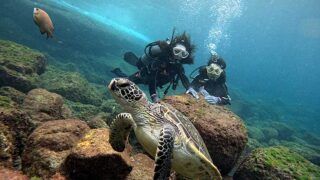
[33, 8, 54, 39]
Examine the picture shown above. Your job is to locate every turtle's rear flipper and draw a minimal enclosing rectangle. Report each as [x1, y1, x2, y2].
[111, 68, 128, 78]
[154, 124, 175, 180]
[124, 52, 139, 66]
[109, 113, 134, 152]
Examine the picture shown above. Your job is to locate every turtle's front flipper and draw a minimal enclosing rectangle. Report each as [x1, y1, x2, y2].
[109, 113, 134, 152]
[154, 124, 175, 180]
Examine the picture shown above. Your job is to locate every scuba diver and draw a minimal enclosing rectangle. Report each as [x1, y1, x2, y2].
[111, 31, 195, 103]
[186, 54, 231, 105]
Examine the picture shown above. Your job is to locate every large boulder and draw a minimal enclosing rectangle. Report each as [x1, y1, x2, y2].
[234, 146, 320, 179]
[63, 128, 132, 180]
[38, 66, 103, 106]
[0, 40, 46, 92]
[163, 94, 248, 175]
[22, 88, 71, 125]
[22, 119, 90, 178]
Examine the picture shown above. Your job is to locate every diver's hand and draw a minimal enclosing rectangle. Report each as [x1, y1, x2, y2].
[186, 87, 199, 99]
[205, 95, 221, 104]
[199, 86, 210, 97]
[151, 94, 160, 103]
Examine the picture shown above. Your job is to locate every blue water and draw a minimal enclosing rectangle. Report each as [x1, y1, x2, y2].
[1, 1, 319, 135]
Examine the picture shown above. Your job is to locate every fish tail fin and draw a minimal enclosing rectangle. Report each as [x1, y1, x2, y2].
[51, 35, 63, 44]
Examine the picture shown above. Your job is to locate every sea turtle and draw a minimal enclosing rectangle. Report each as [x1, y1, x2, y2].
[107, 78, 222, 180]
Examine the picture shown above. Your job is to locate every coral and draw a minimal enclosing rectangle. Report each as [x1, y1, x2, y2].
[234, 146, 320, 179]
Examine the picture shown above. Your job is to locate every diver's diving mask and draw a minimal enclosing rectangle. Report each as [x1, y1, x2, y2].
[173, 44, 189, 60]
[206, 63, 223, 80]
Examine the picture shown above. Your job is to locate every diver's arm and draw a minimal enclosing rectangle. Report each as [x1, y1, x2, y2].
[190, 75, 204, 90]
[179, 72, 190, 90]
[148, 77, 159, 102]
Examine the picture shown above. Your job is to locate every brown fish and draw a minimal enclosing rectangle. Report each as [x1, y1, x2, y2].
[33, 8, 54, 39]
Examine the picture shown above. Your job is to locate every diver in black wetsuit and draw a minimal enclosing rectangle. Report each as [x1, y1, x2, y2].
[112, 32, 195, 103]
[187, 54, 231, 105]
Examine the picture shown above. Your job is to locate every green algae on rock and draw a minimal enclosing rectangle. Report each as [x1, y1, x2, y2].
[234, 146, 320, 179]
[38, 66, 103, 106]
[64, 100, 101, 121]
[0, 40, 46, 92]
[0, 95, 16, 108]
[0, 86, 26, 105]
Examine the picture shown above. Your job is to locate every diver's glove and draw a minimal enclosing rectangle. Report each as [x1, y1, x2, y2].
[205, 95, 221, 104]
[199, 86, 221, 104]
[186, 87, 199, 99]
[151, 94, 160, 103]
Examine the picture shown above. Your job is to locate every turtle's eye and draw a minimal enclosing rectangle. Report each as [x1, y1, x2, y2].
[118, 82, 130, 88]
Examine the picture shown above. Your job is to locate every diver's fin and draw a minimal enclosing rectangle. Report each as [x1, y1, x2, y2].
[124, 52, 139, 66]
[111, 68, 128, 78]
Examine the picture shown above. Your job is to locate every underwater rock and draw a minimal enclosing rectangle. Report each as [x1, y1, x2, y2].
[22, 119, 90, 178]
[0, 40, 46, 92]
[0, 95, 16, 108]
[63, 128, 132, 180]
[0, 86, 26, 105]
[280, 140, 320, 166]
[261, 127, 279, 141]
[0, 98, 34, 169]
[163, 94, 248, 175]
[65, 100, 101, 121]
[22, 88, 69, 125]
[0, 166, 28, 180]
[127, 153, 154, 180]
[100, 99, 123, 125]
[269, 122, 294, 140]
[38, 66, 103, 106]
[87, 112, 109, 129]
[0, 122, 14, 168]
[247, 126, 266, 141]
[234, 146, 320, 179]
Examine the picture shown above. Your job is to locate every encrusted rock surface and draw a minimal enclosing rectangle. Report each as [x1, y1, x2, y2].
[0, 166, 28, 180]
[22, 119, 90, 178]
[63, 128, 132, 180]
[22, 88, 71, 125]
[0, 86, 26, 104]
[0, 40, 46, 92]
[234, 146, 320, 179]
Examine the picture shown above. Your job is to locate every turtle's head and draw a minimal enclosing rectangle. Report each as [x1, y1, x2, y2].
[108, 78, 148, 109]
